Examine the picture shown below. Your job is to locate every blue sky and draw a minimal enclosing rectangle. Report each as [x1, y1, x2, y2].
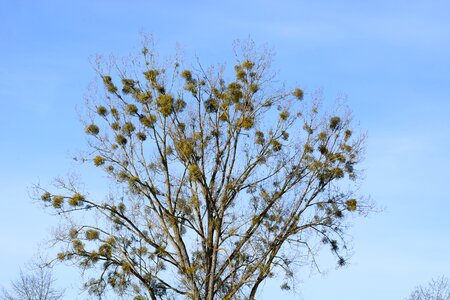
[1, 0, 449, 299]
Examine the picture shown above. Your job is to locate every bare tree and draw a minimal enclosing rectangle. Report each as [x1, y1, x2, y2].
[408, 276, 450, 300]
[1, 265, 64, 300]
[37, 39, 371, 299]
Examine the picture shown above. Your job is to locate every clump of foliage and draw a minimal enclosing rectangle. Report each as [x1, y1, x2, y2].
[37, 39, 370, 300]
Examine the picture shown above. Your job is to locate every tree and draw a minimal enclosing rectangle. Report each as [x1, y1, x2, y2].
[37, 39, 370, 299]
[407, 276, 450, 300]
[1, 265, 64, 300]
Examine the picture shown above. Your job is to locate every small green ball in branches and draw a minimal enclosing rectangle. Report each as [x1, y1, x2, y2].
[227, 82, 243, 103]
[235, 66, 247, 81]
[41, 192, 51, 202]
[85, 229, 100, 240]
[329, 116, 341, 130]
[280, 110, 290, 121]
[144, 69, 159, 82]
[115, 134, 127, 145]
[204, 98, 219, 113]
[122, 261, 133, 274]
[241, 60, 255, 70]
[334, 209, 343, 218]
[318, 132, 327, 141]
[102, 75, 112, 84]
[136, 91, 152, 104]
[188, 164, 202, 181]
[237, 70, 247, 81]
[85, 124, 99, 135]
[331, 167, 344, 179]
[69, 193, 85, 206]
[72, 239, 85, 254]
[249, 83, 259, 93]
[57, 252, 67, 261]
[93, 156, 105, 166]
[121, 78, 135, 94]
[117, 202, 126, 213]
[128, 176, 141, 193]
[303, 124, 313, 134]
[271, 140, 282, 152]
[238, 116, 255, 130]
[255, 131, 265, 145]
[156, 94, 174, 117]
[293, 88, 304, 100]
[181, 70, 193, 81]
[111, 122, 120, 131]
[174, 98, 186, 112]
[318, 144, 328, 155]
[140, 114, 157, 127]
[98, 244, 112, 258]
[125, 104, 138, 115]
[110, 107, 119, 120]
[102, 75, 118, 93]
[52, 195, 64, 208]
[304, 143, 313, 153]
[175, 139, 195, 158]
[136, 132, 147, 141]
[69, 229, 78, 239]
[122, 122, 136, 135]
[344, 129, 352, 140]
[157, 85, 167, 95]
[346, 199, 358, 211]
[184, 82, 197, 94]
[97, 106, 108, 116]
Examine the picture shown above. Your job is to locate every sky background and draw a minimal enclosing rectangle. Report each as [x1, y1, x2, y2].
[1, 0, 449, 299]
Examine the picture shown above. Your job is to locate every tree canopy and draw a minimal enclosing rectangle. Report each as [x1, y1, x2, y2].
[1, 265, 64, 300]
[38, 40, 370, 300]
[407, 276, 450, 300]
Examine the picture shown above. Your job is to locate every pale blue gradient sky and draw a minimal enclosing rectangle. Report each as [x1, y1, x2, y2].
[1, 1, 449, 299]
